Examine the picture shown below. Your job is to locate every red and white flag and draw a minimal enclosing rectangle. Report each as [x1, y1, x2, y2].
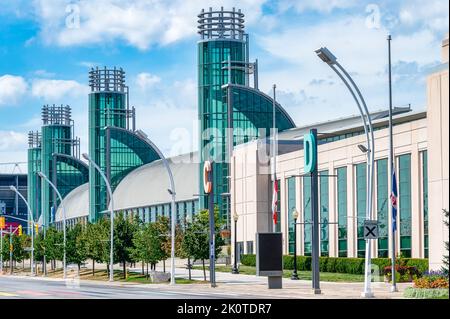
[271, 180, 278, 225]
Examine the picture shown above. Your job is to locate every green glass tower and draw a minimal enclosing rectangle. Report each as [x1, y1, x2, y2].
[197, 7, 296, 225]
[28, 104, 88, 227]
[88, 67, 160, 222]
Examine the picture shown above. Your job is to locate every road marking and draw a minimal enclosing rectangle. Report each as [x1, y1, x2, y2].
[0, 291, 18, 297]
[16, 290, 50, 297]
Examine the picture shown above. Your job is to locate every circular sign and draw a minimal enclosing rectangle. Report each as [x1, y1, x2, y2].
[203, 161, 212, 194]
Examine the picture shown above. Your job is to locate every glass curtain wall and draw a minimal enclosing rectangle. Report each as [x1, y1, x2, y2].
[398, 154, 412, 257]
[376, 159, 389, 257]
[303, 176, 312, 256]
[355, 163, 366, 258]
[422, 151, 428, 258]
[287, 177, 296, 254]
[319, 170, 329, 256]
[337, 167, 347, 257]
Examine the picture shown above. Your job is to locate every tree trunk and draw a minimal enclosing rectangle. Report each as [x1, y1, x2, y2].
[106, 263, 109, 277]
[202, 259, 206, 281]
[163, 259, 166, 273]
[146, 263, 149, 279]
[141, 261, 144, 275]
[123, 260, 126, 279]
[92, 260, 95, 276]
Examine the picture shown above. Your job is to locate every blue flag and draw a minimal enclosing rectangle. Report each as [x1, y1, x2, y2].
[390, 168, 398, 232]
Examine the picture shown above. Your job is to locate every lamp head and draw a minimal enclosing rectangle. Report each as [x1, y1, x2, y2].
[293, 208, 299, 220]
[233, 212, 239, 222]
[9, 185, 17, 192]
[315, 47, 337, 65]
[82, 153, 89, 161]
[357, 144, 368, 153]
[37, 172, 44, 178]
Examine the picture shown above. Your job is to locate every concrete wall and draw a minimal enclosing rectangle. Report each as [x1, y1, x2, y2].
[427, 34, 449, 270]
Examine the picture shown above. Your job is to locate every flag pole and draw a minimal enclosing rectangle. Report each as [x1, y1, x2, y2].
[387, 34, 398, 293]
[272, 84, 277, 233]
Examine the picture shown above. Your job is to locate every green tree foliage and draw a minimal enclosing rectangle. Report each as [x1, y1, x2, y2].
[84, 218, 110, 275]
[131, 222, 165, 277]
[442, 209, 449, 277]
[44, 227, 63, 267]
[154, 216, 171, 272]
[113, 212, 139, 278]
[181, 208, 225, 280]
[66, 223, 87, 270]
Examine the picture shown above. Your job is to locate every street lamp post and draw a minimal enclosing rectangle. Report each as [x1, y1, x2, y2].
[291, 209, 299, 280]
[231, 212, 239, 274]
[37, 172, 66, 279]
[315, 47, 375, 298]
[9, 185, 35, 276]
[135, 130, 177, 286]
[82, 153, 115, 282]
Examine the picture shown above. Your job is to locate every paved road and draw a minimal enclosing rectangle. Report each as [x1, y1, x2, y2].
[0, 276, 240, 299]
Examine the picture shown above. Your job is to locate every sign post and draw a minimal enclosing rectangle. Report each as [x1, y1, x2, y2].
[304, 129, 321, 294]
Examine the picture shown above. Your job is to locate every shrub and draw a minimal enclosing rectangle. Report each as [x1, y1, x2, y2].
[371, 258, 392, 274]
[238, 254, 428, 276]
[325, 257, 338, 273]
[405, 259, 429, 275]
[414, 270, 449, 288]
[404, 287, 449, 299]
[384, 265, 419, 282]
[240, 254, 256, 267]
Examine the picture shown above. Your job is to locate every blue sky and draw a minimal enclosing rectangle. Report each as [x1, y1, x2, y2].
[0, 0, 448, 172]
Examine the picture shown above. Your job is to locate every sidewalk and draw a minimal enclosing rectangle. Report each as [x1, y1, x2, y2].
[3, 260, 411, 299]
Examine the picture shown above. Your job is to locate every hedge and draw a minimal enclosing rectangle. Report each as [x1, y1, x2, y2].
[240, 254, 428, 275]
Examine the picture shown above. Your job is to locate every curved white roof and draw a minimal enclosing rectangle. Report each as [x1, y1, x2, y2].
[55, 152, 199, 222]
[111, 152, 199, 210]
[55, 183, 89, 222]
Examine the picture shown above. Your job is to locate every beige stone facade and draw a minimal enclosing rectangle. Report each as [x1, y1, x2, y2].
[427, 33, 449, 270]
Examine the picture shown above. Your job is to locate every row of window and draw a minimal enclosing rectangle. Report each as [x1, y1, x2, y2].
[282, 152, 428, 258]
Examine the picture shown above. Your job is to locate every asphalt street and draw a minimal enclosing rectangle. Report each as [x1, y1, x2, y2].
[0, 276, 240, 299]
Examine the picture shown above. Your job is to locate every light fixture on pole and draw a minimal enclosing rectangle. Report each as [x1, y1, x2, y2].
[82, 153, 115, 282]
[37, 172, 66, 279]
[291, 208, 299, 280]
[231, 212, 239, 274]
[315, 47, 375, 298]
[135, 130, 177, 286]
[9, 185, 35, 277]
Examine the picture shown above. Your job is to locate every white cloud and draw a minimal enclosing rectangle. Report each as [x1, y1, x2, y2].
[277, 0, 357, 13]
[0, 131, 27, 152]
[31, 79, 88, 100]
[255, 14, 442, 126]
[135, 73, 161, 90]
[0, 75, 28, 106]
[33, 0, 267, 50]
[398, 0, 449, 32]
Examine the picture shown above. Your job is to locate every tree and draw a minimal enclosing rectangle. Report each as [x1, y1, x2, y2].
[442, 209, 449, 277]
[154, 216, 171, 272]
[84, 218, 110, 276]
[181, 208, 225, 281]
[33, 232, 45, 274]
[114, 212, 139, 278]
[44, 227, 63, 270]
[132, 222, 165, 278]
[66, 223, 87, 271]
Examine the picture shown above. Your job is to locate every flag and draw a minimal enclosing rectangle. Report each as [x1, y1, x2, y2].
[390, 168, 398, 232]
[272, 179, 278, 225]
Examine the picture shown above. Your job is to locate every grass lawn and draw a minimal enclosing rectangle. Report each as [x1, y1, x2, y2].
[194, 265, 365, 282]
